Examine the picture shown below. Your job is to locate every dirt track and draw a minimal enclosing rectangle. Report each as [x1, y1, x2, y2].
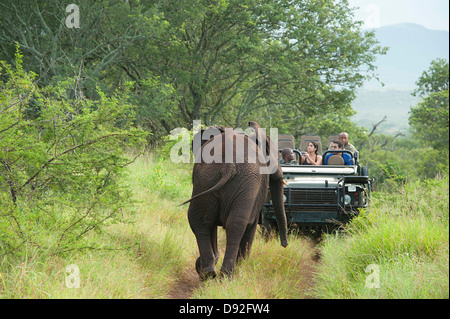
[168, 265, 200, 299]
[168, 237, 321, 299]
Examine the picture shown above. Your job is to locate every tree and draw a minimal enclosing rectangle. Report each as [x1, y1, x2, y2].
[0, 0, 387, 142]
[0, 0, 164, 94]
[409, 58, 449, 151]
[0, 0, 171, 141]
[147, 0, 386, 133]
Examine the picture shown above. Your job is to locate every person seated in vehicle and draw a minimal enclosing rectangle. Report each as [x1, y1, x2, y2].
[279, 148, 298, 165]
[323, 141, 353, 165]
[301, 141, 323, 165]
[339, 132, 357, 154]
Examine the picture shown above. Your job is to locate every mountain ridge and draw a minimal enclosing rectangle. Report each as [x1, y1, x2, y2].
[364, 23, 449, 89]
[351, 23, 449, 134]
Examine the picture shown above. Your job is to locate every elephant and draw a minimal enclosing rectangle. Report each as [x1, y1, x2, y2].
[182, 121, 288, 280]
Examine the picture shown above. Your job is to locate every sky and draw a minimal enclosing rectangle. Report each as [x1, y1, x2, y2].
[347, 0, 450, 31]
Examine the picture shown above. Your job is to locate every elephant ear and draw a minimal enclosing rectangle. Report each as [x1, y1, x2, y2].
[248, 121, 277, 160]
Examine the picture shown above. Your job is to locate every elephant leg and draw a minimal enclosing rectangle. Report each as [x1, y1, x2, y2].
[220, 223, 246, 277]
[194, 231, 217, 281]
[189, 201, 219, 280]
[220, 202, 255, 277]
[210, 226, 219, 265]
[219, 187, 264, 277]
[237, 221, 258, 262]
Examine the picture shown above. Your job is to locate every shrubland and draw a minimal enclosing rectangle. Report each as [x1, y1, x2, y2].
[2, 149, 448, 299]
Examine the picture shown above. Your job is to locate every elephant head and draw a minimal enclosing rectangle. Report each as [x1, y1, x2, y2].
[248, 121, 288, 248]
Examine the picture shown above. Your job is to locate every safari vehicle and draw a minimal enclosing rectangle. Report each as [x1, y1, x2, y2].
[260, 134, 371, 234]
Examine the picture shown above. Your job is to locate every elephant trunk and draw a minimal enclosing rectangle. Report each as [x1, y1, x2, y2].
[269, 178, 288, 248]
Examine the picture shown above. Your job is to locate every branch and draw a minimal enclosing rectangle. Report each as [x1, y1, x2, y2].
[20, 133, 128, 190]
[368, 116, 387, 137]
[357, 116, 387, 150]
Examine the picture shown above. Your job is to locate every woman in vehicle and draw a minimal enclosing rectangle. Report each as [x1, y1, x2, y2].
[301, 141, 323, 165]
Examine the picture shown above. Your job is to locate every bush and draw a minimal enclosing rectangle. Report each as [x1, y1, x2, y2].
[0, 51, 146, 256]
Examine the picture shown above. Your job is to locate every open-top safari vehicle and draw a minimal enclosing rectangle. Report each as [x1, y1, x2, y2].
[260, 134, 372, 235]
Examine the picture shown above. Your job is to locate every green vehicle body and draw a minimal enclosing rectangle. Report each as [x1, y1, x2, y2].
[260, 148, 371, 234]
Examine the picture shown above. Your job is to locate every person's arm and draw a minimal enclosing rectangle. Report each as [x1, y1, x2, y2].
[300, 154, 305, 164]
[316, 155, 323, 165]
[304, 153, 321, 165]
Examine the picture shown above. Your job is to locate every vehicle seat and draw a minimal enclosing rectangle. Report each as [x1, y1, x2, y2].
[327, 155, 345, 165]
[278, 134, 296, 149]
[326, 135, 340, 150]
[299, 135, 322, 154]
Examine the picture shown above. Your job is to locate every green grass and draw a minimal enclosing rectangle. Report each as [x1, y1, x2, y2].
[1, 154, 448, 299]
[314, 177, 449, 299]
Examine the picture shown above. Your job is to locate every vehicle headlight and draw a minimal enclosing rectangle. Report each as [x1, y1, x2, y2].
[344, 194, 352, 205]
[283, 194, 287, 202]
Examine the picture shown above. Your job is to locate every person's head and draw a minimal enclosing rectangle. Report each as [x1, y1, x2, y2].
[282, 148, 295, 162]
[339, 132, 349, 146]
[330, 140, 343, 152]
[307, 141, 319, 155]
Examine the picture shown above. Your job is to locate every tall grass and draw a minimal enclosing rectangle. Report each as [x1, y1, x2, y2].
[0, 154, 197, 298]
[191, 232, 318, 299]
[314, 176, 449, 298]
[1, 154, 447, 299]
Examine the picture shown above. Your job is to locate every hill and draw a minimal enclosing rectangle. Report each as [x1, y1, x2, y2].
[352, 23, 449, 133]
[366, 23, 449, 89]
[352, 88, 419, 134]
